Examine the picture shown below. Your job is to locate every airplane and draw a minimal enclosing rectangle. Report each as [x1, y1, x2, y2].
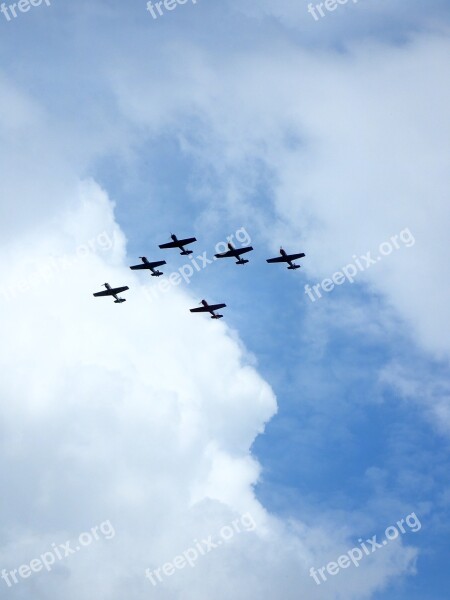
[159, 234, 197, 256]
[93, 283, 129, 303]
[266, 248, 305, 270]
[129, 257, 166, 277]
[214, 242, 254, 265]
[190, 299, 227, 319]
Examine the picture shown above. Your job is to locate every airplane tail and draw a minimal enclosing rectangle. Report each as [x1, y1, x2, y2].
[237, 259, 249, 265]
[114, 299, 126, 303]
[288, 264, 301, 270]
[211, 314, 223, 319]
[181, 250, 193, 256]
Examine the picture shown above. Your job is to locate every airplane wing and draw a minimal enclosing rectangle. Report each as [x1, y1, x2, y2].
[266, 252, 305, 263]
[285, 252, 305, 261]
[266, 256, 287, 263]
[148, 260, 167, 268]
[215, 250, 235, 258]
[130, 260, 166, 270]
[234, 246, 253, 256]
[110, 286, 129, 294]
[93, 286, 129, 297]
[159, 237, 196, 249]
[206, 303, 226, 311]
[190, 303, 226, 313]
[215, 247, 253, 258]
[94, 290, 114, 297]
[177, 237, 197, 246]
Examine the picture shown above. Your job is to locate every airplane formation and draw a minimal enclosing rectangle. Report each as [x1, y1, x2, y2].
[93, 233, 306, 318]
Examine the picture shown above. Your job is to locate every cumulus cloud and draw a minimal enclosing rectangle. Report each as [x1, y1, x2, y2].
[0, 2, 442, 597]
[0, 170, 417, 598]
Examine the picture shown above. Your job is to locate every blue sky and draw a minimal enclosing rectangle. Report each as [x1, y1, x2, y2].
[103, 126, 450, 599]
[0, 1, 449, 599]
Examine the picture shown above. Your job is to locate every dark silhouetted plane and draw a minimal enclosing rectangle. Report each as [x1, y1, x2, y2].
[266, 248, 305, 270]
[159, 234, 197, 256]
[214, 243, 253, 265]
[130, 257, 166, 277]
[93, 283, 129, 303]
[190, 299, 227, 319]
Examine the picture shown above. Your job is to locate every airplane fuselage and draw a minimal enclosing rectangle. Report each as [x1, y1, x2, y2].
[138, 257, 163, 276]
[93, 282, 129, 303]
[173, 235, 191, 255]
[278, 248, 300, 269]
[201, 299, 223, 319]
[228, 243, 249, 264]
[100, 283, 126, 303]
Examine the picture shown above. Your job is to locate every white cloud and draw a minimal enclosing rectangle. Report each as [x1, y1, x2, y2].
[0, 8, 441, 597]
[111, 34, 450, 362]
[0, 173, 417, 598]
[231, 0, 450, 42]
